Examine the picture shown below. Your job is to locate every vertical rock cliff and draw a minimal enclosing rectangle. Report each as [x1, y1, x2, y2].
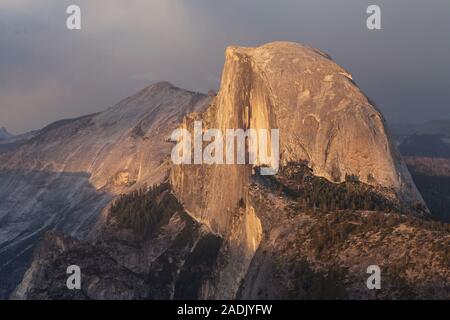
[173, 42, 424, 218]
[169, 41, 427, 298]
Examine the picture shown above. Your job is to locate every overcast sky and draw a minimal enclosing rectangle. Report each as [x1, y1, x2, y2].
[1, 0, 449, 134]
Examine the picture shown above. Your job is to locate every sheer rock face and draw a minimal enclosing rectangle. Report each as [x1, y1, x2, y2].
[169, 42, 427, 299]
[240, 42, 422, 204]
[172, 42, 425, 236]
[0, 83, 211, 298]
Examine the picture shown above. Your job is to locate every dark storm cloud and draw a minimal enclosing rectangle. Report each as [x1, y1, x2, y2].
[1, 0, 449, 134]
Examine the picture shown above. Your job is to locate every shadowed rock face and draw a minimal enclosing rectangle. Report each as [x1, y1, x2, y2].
[11, 186, 222, 300]
[0, 83, 211, 298]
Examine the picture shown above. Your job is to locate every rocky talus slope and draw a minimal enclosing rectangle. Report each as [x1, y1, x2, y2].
[7, 42, 449, 299]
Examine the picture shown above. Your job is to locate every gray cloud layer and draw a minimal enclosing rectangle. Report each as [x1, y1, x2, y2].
[1, 0, 449, 134]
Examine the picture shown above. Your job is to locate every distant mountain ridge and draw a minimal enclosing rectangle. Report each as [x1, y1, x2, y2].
[391, 120, 450, 222]
[0, 127, 12, 140]
[391, 120, 450, 137]
[391, 119, 450, 159]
